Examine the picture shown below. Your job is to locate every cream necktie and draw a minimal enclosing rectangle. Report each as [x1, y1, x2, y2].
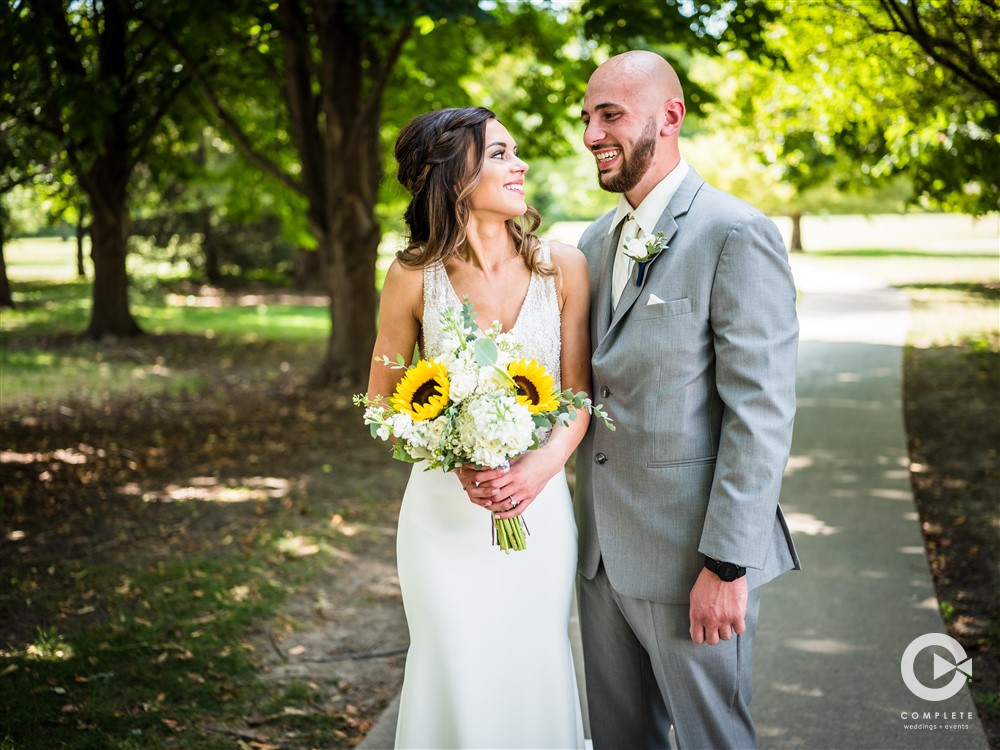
[612, 214, 640, 309]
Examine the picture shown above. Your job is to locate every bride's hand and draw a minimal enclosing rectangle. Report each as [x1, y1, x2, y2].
[461, 451, 562, 518]
[455, 464, 507, 510]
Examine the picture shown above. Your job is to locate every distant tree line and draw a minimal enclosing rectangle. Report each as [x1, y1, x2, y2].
[1, 0, 995, 383]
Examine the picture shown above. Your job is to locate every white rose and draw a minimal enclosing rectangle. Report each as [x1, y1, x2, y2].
[478, 365, 510, 393]
[423, 415, 447, 443]
[623, 235, 650, 260]
[449, 370, 477, 403]
[448, 351, 479, 402]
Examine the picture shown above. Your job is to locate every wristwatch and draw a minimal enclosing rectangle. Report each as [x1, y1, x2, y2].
[704, 556, 747, 582]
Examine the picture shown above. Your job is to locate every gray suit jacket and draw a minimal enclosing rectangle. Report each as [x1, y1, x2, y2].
[575, 169, 801, 604]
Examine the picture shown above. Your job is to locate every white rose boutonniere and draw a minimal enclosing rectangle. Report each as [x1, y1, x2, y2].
[622, 232, 669, 285]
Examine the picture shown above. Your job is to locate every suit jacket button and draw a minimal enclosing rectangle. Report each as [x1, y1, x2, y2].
[600, 386, 611, 398]
[595, 453, 607, 464]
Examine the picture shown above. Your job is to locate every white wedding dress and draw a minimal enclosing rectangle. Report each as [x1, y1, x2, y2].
[394, 242, 585, 749]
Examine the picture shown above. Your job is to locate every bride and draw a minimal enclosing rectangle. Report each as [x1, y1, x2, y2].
[366, 106, 591, 749]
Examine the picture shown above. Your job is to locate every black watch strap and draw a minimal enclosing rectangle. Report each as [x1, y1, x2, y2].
[704, 556, 747, 582]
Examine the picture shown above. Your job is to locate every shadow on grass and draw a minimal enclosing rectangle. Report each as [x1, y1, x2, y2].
[0, 362, 387, 748]
[0, 278, 382, 747]
[895, 281, 1000, 300]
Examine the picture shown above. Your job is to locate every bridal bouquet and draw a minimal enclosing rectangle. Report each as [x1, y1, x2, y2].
[354, 298, 613, 553]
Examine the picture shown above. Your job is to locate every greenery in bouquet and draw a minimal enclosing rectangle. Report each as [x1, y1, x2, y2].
[354, 298, 613, 553]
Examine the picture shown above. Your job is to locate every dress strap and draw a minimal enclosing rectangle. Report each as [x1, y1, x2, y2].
[421, 261, 453, 360]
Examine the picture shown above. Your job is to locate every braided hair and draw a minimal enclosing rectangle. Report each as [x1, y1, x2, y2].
[394, 107, 552, 275]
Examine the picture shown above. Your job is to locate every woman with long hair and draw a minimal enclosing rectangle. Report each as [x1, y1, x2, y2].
[366, 106, 591, 748]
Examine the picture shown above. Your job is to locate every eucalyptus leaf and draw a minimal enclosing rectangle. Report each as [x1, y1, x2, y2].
[473, 336, 499, 367]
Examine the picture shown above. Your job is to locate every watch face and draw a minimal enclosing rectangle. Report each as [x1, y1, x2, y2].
[719, 562, 739, 581]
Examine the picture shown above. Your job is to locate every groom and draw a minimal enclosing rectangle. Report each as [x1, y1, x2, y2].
[574, 51, 800, 749]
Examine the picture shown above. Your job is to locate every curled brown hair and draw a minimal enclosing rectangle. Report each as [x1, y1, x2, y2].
[394, 106, 554, 275]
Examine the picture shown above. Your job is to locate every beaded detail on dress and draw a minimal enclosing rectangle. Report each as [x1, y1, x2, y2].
[421, 240, 562, 390]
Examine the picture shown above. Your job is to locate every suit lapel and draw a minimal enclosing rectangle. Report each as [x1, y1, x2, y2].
[609, 212, 679, 328]
[602, 169, 706, 338]
[595, 220, 623, 340]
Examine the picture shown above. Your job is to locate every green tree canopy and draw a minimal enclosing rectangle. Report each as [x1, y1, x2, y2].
[731, 0, 999, 218]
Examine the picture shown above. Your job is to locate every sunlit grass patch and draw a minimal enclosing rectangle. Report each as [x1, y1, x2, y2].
[1, 280, 93, 335]
[0, 278, 329, 406]
[900, 283, 1000, 350]
[0, 341, 207, 407]
[791, 247, 998, 287]
[134, 299, 328, 341]
[4, 237, 88, 282]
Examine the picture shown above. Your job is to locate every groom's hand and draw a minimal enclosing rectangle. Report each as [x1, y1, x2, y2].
[688, 569, 748, 645]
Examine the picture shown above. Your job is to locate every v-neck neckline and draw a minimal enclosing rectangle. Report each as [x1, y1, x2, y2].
[442, 263, 535, 334]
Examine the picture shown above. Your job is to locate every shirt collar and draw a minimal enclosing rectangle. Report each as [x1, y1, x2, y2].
[609, 158, 690, 235]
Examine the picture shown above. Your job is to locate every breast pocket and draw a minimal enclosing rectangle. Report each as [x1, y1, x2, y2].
[632, 296, 692, 321]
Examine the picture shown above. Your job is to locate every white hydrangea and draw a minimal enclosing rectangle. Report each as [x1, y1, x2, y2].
[407, 414, 446, 455]
[440, 328, 468, 355]
[453, 393, 534, 468]
[390, 412, 414, 441]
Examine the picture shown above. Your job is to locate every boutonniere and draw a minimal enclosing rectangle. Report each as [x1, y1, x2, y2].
[622, 232, 669, 285]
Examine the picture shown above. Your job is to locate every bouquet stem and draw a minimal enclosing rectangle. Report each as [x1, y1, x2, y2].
[494, 515, 528, 553]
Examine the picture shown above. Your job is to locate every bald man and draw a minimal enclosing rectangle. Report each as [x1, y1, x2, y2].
[574, 51, 800, 749]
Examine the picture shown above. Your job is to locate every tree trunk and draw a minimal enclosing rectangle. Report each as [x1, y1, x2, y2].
[76, 204, 87, 277]
[313, 113, 381, 386]
[302, 2, 385, 388]
[314, 217, 379, 387]
[0, 217, 13, 309]
[203, 237, 222, 284]
[84, 156, 142, 338]
[790, 212, 804, 252]
[295, 247, 321, 289]
[202, 210, 222, 284]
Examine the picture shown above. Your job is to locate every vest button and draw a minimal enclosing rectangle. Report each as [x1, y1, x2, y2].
[600, 386, 611, 398]
[595, 453, 607, 464]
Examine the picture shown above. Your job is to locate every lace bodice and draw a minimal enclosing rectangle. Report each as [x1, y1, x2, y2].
[421, 240, 562, 389]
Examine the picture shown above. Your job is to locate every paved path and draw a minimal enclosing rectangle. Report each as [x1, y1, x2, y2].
[751, 260, 988, 749]
[361, 261, 990, 750]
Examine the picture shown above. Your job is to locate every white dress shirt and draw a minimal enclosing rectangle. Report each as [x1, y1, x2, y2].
[609, 159, 690, 309]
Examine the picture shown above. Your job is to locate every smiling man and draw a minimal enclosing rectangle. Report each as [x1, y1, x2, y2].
[574, 50, 802, 749]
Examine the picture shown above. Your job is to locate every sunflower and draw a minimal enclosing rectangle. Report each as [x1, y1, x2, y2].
[507, 358, 559, 414]
[391, 359, 450, 421]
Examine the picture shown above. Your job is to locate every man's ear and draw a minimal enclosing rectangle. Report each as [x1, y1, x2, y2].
[661, 98, 685, 137]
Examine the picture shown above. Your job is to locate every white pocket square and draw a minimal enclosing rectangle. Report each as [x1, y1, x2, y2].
[646, 293, 665, 306]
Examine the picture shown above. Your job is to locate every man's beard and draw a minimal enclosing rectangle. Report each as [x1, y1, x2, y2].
[597, 119, 656, 194]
